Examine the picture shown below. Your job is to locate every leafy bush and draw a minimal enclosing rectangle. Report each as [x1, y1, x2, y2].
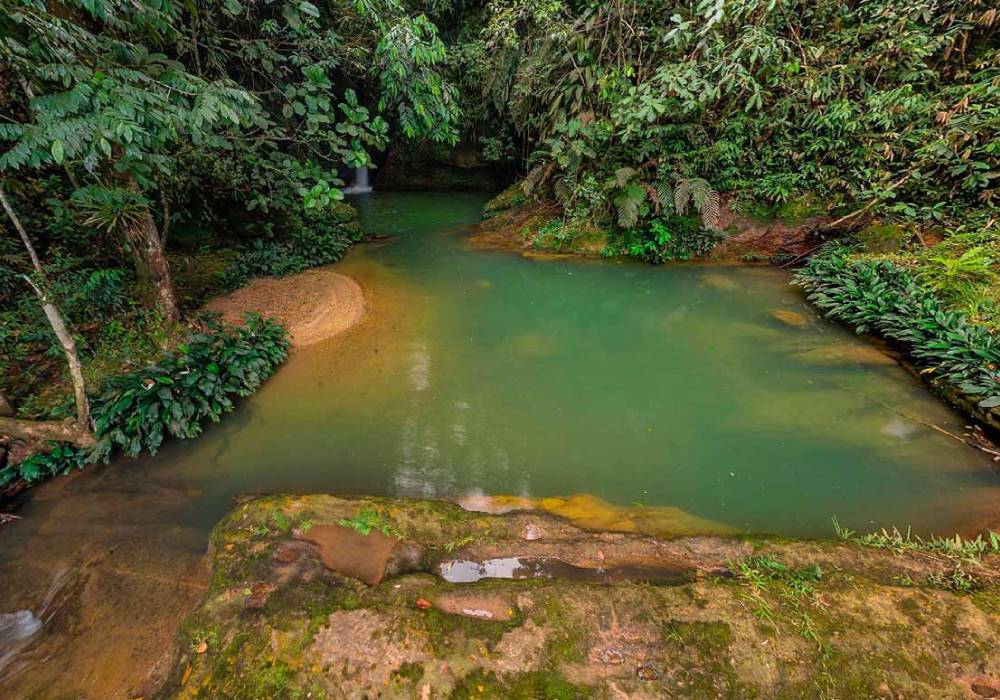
[0, 443, 87, 488]
[2, 315, 289, 490]
[88, 314, 288, 460]
[918, 246, 996, 306]
[527, 219, 580, 251]
[795, 245, 1000, 410]
[466, 0, 999, 232]
[609, 216, 722, 263]
[219, 219, 361, 292]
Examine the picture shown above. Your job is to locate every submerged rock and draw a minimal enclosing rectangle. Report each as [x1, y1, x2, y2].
[699, 272, 739, 290]
[458, 492, 738, 538]
[793, 343, 896, 367]
[769, 308, 809, 327]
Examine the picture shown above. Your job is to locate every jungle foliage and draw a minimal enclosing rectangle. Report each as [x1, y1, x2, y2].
[3, 0, 1000, 473]
[795, 245, 1000, 414]
[453, 0, 999, 274]
[1, 315, 288, 489]
[459, 0, 998, 235]
[0, 0, 459, 418]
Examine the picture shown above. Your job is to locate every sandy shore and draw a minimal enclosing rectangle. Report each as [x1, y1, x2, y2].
[201, 266, 366, 346]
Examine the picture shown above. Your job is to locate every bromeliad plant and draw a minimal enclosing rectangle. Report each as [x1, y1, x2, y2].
[795, 245, 1000, 412]
[1, 314, 289, 489]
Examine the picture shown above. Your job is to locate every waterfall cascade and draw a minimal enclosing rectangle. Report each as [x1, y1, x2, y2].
[343, 165, 372, 194]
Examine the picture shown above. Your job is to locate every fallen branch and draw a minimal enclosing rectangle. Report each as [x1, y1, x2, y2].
[814, 173, 914, 235]
[0, 416, 96, 448]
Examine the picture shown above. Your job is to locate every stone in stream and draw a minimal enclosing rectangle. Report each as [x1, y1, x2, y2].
[700, 272, 739, 290]
[793, 343, 896, 367]
[769, 308, 809, 327]
[433, 591, 515, 620]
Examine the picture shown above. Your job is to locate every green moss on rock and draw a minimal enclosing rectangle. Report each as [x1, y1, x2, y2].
[157, 495, 1000, 699]
[856, 222, 911, 252]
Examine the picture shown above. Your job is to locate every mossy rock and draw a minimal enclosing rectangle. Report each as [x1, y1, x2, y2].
[856, 222, 911, 253]
[329, 200, 359, 224]
[157, 494, 1000, 700]
[774, 193, 828, 224]
[483, 183, 527, 219]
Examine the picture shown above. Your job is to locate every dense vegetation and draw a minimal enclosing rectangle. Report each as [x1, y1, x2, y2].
[464, 0, 998, 250]
[0, 0, 459, 431]
[2, 0, 999, 483]
[1, 315, 288, 490]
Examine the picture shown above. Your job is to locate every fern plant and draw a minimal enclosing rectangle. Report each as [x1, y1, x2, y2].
[919, 246, 996, 305]
[673, 177, 722, 230]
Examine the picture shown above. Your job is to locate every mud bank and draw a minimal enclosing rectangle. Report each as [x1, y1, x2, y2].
[157, 495, 1000, 699]
[201, 266, 366, 347]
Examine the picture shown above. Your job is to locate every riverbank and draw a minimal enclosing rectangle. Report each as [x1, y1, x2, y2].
[472, 184, 825, 263]
[201, 266, 366, 347]
[1, 205, 367, 498]
[156, 494, 1000, 699]
[3, 191, 999, 699]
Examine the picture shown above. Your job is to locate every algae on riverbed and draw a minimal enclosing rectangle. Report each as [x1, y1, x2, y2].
[158, 494, 1000, 699]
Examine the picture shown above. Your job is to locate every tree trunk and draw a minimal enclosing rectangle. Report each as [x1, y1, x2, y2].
[0, 417, 96, 448]
[122, 180, 181, 324]
[0, 185, 44, 276]
[1, 185, 92, 432]
[0, 389, 13, 418]
[35, 287, 90, 429]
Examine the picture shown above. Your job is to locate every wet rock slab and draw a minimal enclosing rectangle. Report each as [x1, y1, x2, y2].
[159, 494, 1000, 699]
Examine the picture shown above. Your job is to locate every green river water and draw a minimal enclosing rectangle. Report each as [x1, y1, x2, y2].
[2, 191, 1000, 697]
[156, 190, 998, 537]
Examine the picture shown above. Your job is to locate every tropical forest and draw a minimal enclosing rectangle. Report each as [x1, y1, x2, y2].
[1, 0, 1000, 697]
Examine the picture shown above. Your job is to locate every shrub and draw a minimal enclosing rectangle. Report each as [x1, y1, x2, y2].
[795, 245, 1000, 410]
[2, 314, 289, 490]
[482, 183, 527, 219]
[918, 246, 996, 306]
[611, 215, 722, 263]
[219, 219, 360, 292]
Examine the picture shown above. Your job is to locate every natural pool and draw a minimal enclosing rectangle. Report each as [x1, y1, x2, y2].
[139, 190, 998, 538]
[2, 191, 1000, 697]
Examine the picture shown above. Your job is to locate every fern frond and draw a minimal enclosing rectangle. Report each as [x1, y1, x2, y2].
[701, 189, 721, 230]
[615, 196, 639, 228]
[613, 183, 645, 229]
[522, 163, 546, 196]
[687, 178, 721, 229]
[674, 179, 692, 214]
[613, 166, 635, 188]
[553, 175, 573, 207]
[649, 178, 673, 212]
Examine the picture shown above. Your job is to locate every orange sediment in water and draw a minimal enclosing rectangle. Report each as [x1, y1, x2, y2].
[457, 493, 737, 538]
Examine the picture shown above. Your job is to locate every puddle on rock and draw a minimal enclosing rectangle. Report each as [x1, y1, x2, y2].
[437, 556, 691, 585]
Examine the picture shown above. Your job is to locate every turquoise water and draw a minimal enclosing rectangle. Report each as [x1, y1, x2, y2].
[8, 191, 1000, 698]
[134, 192, 1000, 536]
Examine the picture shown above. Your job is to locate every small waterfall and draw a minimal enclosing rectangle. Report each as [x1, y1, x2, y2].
[343, 165, 372, 194]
